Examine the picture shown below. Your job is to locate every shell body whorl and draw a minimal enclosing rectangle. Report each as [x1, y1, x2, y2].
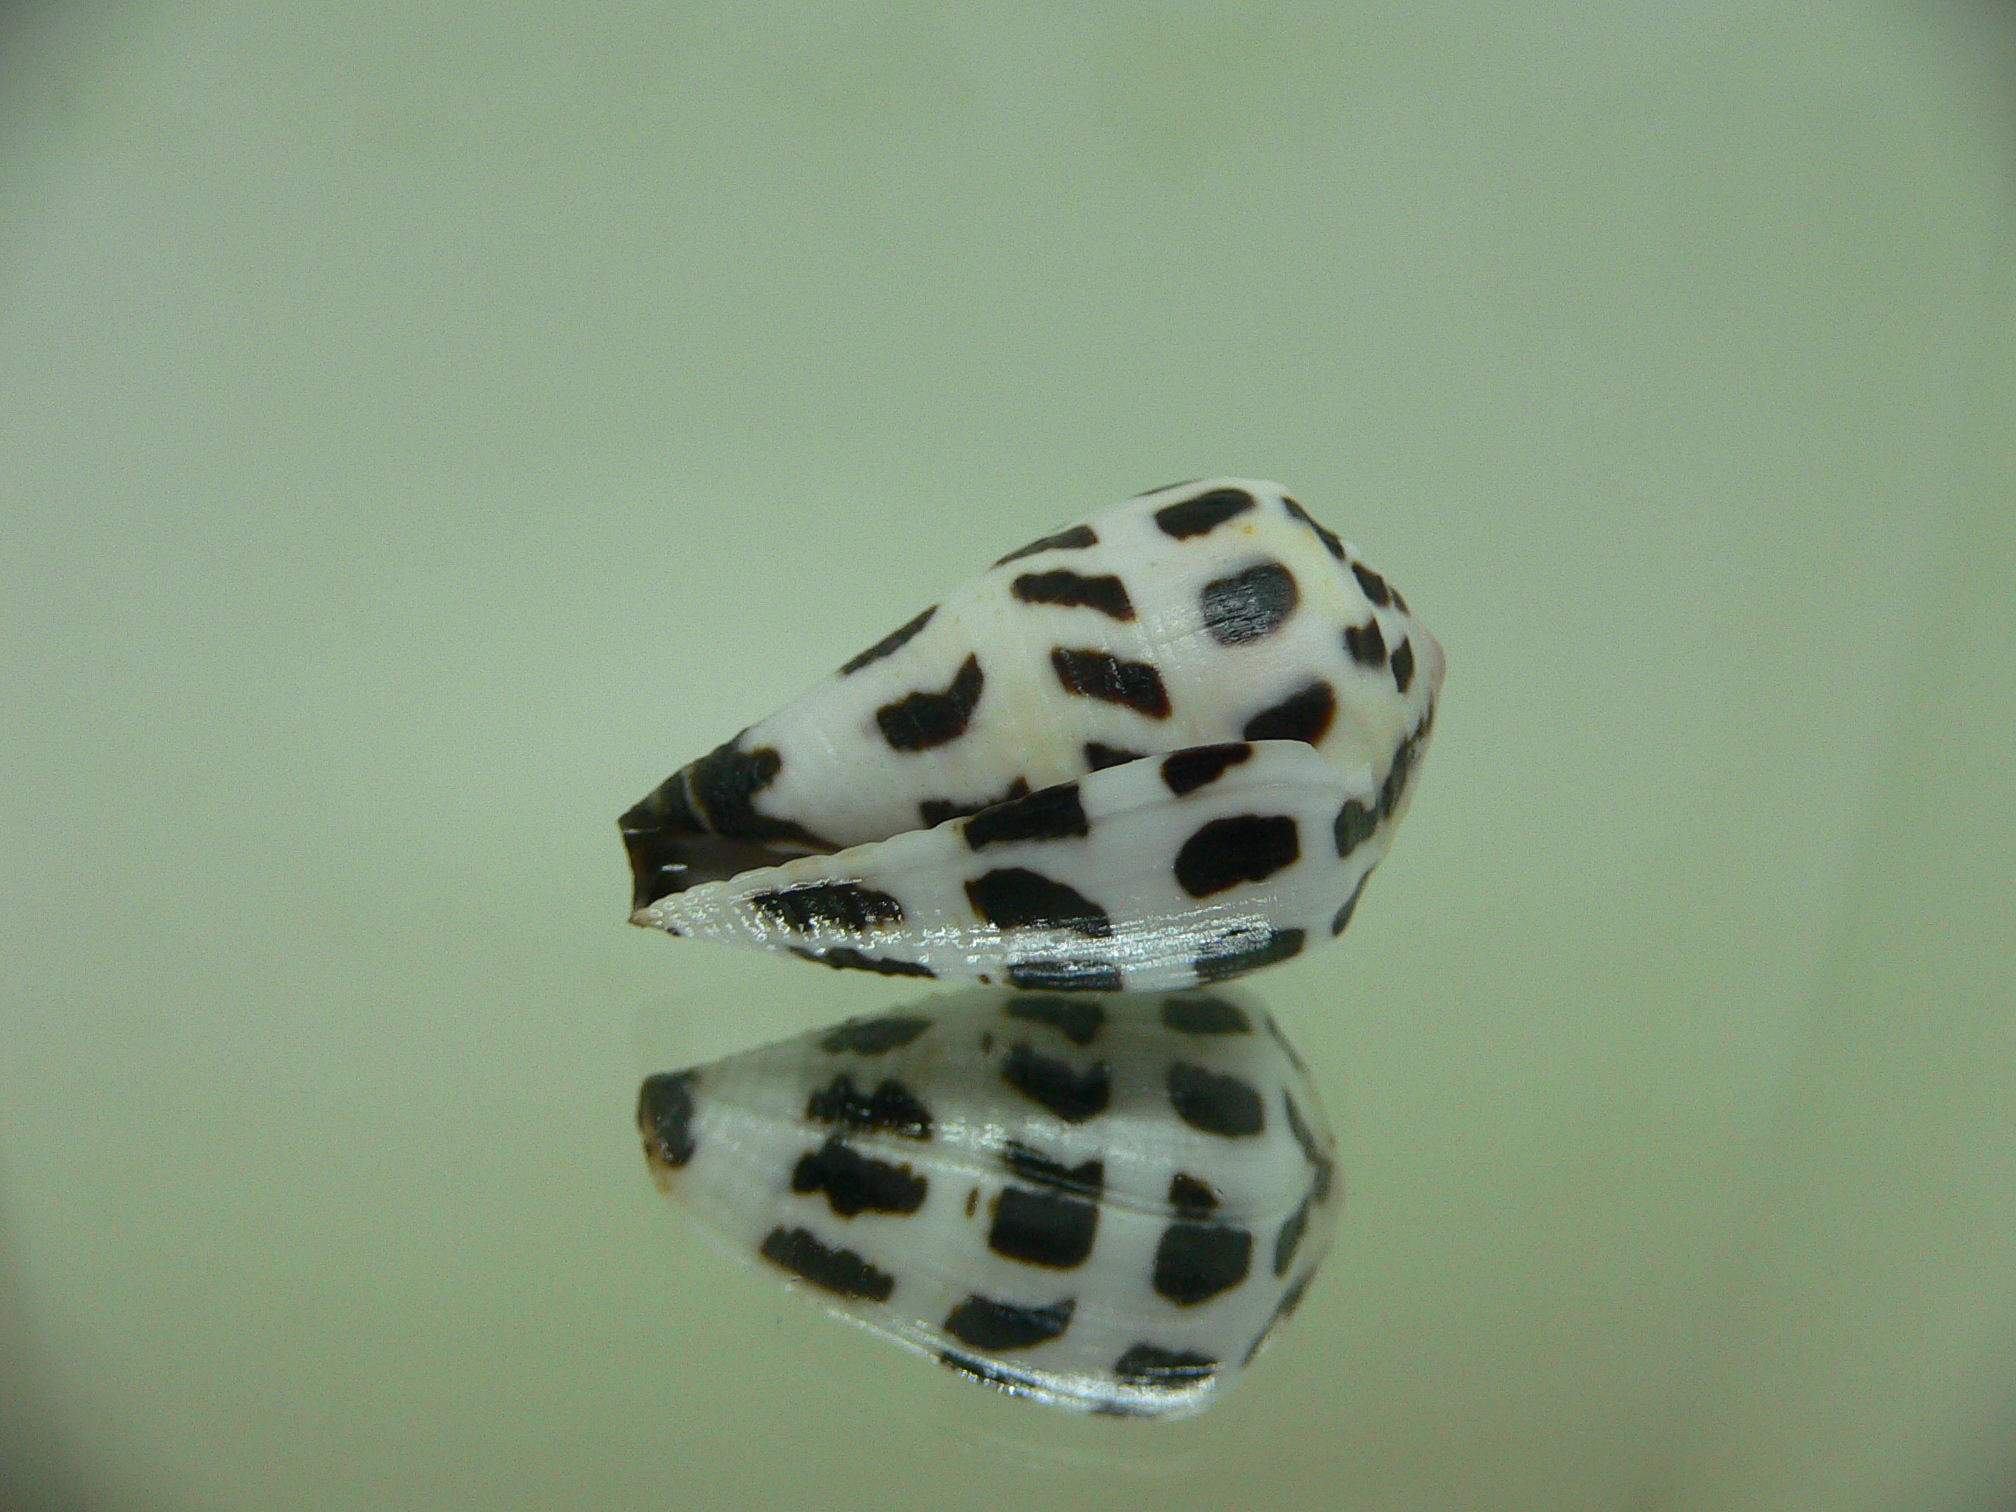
[622, 479, 1442, 990]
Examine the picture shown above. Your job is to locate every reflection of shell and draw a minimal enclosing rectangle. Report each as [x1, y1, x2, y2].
[637, 988, 1340, 1418]
[621, 479, 1443, 990]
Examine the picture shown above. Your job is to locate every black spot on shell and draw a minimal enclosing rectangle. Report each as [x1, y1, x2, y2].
[789, 947, 936, 978]
[619, 741, 834, 908]
[1282, 498, 1346, 560]
[995, 524, 1098, 567]
[1390, 637, 1416, 694]
[1084, 741, 1146, 771]
[1200, 560, 1299, 646]
[1334, 799, 1377, 859]
[791, 1136, 927, 1217]
[806, 1073, 933, 1139]
[678, 746, 805, 848]
[876, 653, 985, 752]
[990, 1149, 1102, 1269]
[1174, 814, 1301, 898]
[966, 868, 1111, 938]
[637, 1070, 698, 1170]
[1343, 619, 1387, 668]
[1153, 1221, 1253, 1305]
[1160, 743, 1252, 797]
[1168, 1062, 1266, 1137]
[1168, 1172, 1219, 1212]
[1006, 995, 1105, 1045]
[1114, 1344, 1218, 1388]
[1379, 709, 1434, 819]
[1351, 560, 1391, 607]
[1330, 874, 1370, 936]
[1155, 488, 1255, 539]
[1004, 1044, 1111, 1122]
[1051, 648, 1171, 719]
[759, 1227, 894, 1301]
[1195, 927, 1306, 984]
[1273, 1195, 1312, 1277]
[1284, 1092, 1335, 1203]
[920, 776, 1029, 829]
[1161, 996, 1252, 1035]
[1279, 1269, 1316, 1317]
[840, 605, 936, 675]
[1242, 680, 1336, 744]
[750, 880, 903, 934]
[943, 1295, 1075, 1351]
[962, 783, 1089, 851]
[1007, 959, 1125, 993]
[1012, 569, 1135, 621]
[819, 1015, 933, 1054]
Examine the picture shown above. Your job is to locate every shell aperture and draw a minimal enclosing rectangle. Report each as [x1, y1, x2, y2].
[638, 987, 1341, 1418]
[621, 479, 1443, 989]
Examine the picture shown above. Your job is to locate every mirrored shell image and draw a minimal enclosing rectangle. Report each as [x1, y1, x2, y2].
[621, 479, 1443, 991]
[636, 988, 1342, 1419]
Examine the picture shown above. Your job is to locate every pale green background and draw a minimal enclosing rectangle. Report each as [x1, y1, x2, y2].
[3, 3, 2014, 1510]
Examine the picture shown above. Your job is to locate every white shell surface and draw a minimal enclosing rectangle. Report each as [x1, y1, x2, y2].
[637, 988, 1341, 1419]
[622, 478, 1443, 988]
[737, 478, 1440, 846]
[639, 739, 1388, 993]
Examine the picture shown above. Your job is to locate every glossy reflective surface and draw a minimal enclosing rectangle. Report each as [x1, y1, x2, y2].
[636, 988, 1340, 1419]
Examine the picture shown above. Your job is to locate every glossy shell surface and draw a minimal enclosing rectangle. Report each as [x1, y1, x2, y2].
[621, 479, 1442, 990]
[638, 988, 1341, 1418]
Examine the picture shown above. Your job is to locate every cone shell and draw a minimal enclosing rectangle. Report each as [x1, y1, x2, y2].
[622, 479, 1442, 990]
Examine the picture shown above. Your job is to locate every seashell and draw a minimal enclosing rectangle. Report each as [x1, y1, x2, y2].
[636, 987, 1341, 1418]
[621, 479, 1443, 991]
